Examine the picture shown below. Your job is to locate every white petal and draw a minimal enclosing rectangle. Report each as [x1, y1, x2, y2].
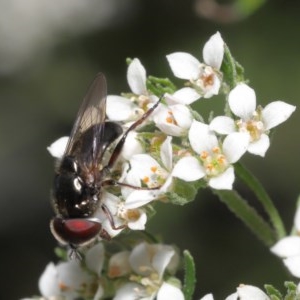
[127, 58, 147, 95]
[128, 210, 147, 230]
[153, 104, 189, 136]
[223, 132, 250, 163]
[160, 136, 173, 171]
[209, 167, 234, 190]
[294, 204, 300, 232]
[236, 285, 269, 300]
[153, 246, 175, 278]
[121, 131, 144, 161]
[203, 75, 221, 98]
[247, 134, 270, 157]
[189, 120, 218, 154]
[108, 251, 131, 278]
[47, 136, 69, 158]
[210, 116, 236, 134]
[157, 282, 184, 300]
[114, 283, 145, 300]
[56, 260, 92, 294]
[203, 32, 224, 69]
[93, 285, 104, 300]
[284, 256, 300, 278]
[128, 154, 160, 178]
[225, 293, 238, 300]
[262, 101, 296, 130]
[270, 236, 300, 258]
[156, 121, 187, 136]
[228, 84, 256, 120]
[171, 104, 193, 129]
[101, 218, 124, 238]
[172, 156, 205, 181]
[125, 190, 157, 209]
[38, 262, 60, 297]
[129, 243, 152, 275]
[85, 243, 104, 275]
[169, 87, 201, 104]
[166, 52, 200, 80]
[200, 294, 215, 300]
[106, 95, 136, 121]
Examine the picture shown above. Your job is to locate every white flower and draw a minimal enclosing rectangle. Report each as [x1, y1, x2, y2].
[187, 120, 249, 189]
[113, 242, 183, 300]
[47, 136, 69, 159]
[225, 284, 269, 300]
[106, 58, 158, 122]
[199, 294, 214, 300]
[271, 204, 300, 278]
[38, 243, 105, 300]
[94, 191, 148, 237]
[166, 32, 224, 103]
[152, 95, 193, 136]
[210, 83, 296, 157]
[122, 136, 204, 206]
[39, 261, 93, 300]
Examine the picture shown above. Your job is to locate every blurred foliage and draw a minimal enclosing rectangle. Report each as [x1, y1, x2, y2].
[0, 0, 299, 299]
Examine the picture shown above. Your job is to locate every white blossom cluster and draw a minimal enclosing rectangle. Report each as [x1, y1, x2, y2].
[49, 32, 295, 239]
[32, 32, 297, 299]
[22, 241, 184, 300]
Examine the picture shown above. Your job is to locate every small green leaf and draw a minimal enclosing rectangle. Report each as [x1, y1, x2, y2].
[235, 163, 286, 239]
[221, 44, 245, 89]
[214, 189, 276, 246]
[54, 247, 68, 261]
[182, 250, 196, 300]
[265, 284, 283, 299]
[166, 178, 204, 205]
[146, 75, 177, 96]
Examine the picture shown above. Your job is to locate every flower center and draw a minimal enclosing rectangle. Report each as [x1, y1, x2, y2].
[236, 111, 264, 142]
[117, 202, 142, 222]
[142, 165, 167, 188]
[165, 110, 178, 125]
[200, 147, 228, 177]
[192, 65, 215, 92]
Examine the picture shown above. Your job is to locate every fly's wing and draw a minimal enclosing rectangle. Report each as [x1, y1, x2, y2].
[64, 73, 107, 167]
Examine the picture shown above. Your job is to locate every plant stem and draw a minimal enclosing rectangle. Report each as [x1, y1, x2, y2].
[213, 189, 276, 246]
[235, 162, 286, 239]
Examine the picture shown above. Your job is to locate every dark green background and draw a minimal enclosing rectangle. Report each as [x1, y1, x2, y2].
[0, 0, 299, 299]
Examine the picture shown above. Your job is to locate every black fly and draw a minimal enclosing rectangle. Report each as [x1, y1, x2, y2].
[50, 73, 160, 257]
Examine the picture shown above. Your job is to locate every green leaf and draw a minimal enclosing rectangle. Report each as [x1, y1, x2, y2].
[265, 284, 283, 300]
[221, 44, 245, 90]
[54, 247, 68, 261]
[146, 75, 177, 96]
[213, 189, 276, 246]
[182, 250, 196, 300]
[235, 163, 286, 239]
[166, 178, 205, 205]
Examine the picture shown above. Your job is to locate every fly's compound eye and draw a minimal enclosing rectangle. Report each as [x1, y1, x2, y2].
[50, 217, 103, 246]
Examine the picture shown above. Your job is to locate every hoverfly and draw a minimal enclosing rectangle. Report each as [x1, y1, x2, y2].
[50, 73, 160, 257]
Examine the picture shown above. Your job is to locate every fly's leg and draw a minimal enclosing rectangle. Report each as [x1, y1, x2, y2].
[101, 203, 127, 230]
[102, 97, 162, 174]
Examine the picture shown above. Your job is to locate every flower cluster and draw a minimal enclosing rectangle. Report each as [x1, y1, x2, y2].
[22, 241, 183, 300]
[29, 31, 297, 300]
[47, 31, 295, 242]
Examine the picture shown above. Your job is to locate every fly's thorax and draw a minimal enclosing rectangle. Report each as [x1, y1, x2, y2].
[53, 155, 101, 218]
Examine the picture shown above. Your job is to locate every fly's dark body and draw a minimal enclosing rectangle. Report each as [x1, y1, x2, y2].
[50, 73, 161, 255]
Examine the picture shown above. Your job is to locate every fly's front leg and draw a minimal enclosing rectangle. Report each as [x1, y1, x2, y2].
[102, 179, 160, 190]
[103, 97, 163, 174]
[101, 203, 127, 231]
